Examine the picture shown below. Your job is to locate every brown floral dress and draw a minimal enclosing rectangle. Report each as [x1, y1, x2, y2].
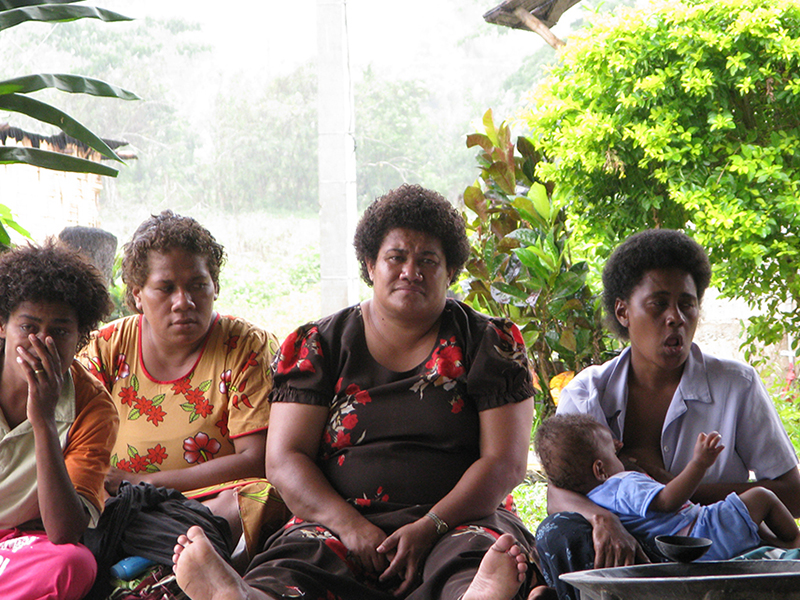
[244, 300, 538, 600]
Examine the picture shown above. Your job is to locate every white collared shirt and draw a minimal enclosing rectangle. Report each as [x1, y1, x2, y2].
[558, 344, 798, 483]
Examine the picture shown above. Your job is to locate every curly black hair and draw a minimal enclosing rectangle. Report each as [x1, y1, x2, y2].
[121, 210, 226, 313]
[353, 184, 470, 286]
[602, 229, 711, 338]
[0, 240, 113, 349]
[534, 414, 609, 494]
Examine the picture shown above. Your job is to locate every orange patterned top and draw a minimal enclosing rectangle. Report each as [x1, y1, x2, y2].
[80, 314, 277, 475]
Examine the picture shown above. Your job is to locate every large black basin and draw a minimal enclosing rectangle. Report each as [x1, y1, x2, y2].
[561, 560, 800, 600]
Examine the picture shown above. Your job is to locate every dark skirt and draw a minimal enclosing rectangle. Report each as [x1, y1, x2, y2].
[244, 504, 538, 600]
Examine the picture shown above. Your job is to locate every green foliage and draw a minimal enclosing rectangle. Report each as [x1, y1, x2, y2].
[0, 203, 29, 248]
[0, 1, 136, 174]
[512, 480, 548, 532]
[355, 67, 474, 208]
[524, 0, 800, 361]
[462, 109, 615, 420]
[207, 63, 318, 212]
[0, 0, 138, 243]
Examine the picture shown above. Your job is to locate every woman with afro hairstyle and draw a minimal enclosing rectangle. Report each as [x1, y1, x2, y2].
[171, 185, 555, 600]
[535, 229, 800, 600]
[0, 241, 117, 600]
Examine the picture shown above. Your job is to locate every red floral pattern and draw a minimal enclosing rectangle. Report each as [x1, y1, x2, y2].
[411, 336, 466, 399]
[81, 314, 275, 475]
[183, 432, 222, 464]
[276, 326, 320, 374]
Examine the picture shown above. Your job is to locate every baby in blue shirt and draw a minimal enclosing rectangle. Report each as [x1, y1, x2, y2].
[535, 414, 800, 560]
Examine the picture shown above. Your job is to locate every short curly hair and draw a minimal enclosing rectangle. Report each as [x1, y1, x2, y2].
[534, 414, 609, 494]
[353, 184, 470, 286]
[0, 240, 113, 349]
[602, 229, 712, 338]
[121, 210, 226, 313]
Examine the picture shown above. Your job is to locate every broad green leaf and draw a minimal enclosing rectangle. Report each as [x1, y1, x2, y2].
[483, 108, 499, 147]
[0, 209, 31, 243]
[0, 94, 122, 161]
[552, 271, 585, 299]
[507, 228, 541, 247]
[1, 1, 83, 9]
[0, 146, 118, 176]
[466, 133, 493, 152]
[0, 73, 138, 100]
[512, 196, 546, 228]
[490, 283, 515, 305]
[516, 136, 540, 161]
[487, 161, 515, 195]
[492, 282, 529, 301]
[515, 245, 555, 270]
[559, 329, 577, 352]
[528, 182, 551, 221]
[0, 4, 131, 32]
[463, 183, 488, 222]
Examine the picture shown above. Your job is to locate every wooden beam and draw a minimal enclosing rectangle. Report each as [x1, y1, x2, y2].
[513, 6, 565, 49]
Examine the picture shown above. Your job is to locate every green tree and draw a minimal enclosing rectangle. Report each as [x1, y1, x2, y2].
[355, 67, 475, 208]
[206, 63, 318, 213]
[524, 0, 800, 359]
[37, 16, 211, 211]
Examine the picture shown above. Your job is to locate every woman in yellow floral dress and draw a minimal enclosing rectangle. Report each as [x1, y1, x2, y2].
[81, 210, 284, 560]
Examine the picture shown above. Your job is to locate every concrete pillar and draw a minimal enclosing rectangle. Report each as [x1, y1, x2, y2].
[318, 0, 359, 317]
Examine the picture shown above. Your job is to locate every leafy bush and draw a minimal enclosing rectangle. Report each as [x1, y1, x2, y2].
[524, 0, 800, 362]
[461, 110, 616, 425]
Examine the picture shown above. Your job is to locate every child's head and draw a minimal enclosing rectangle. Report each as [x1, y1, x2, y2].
[535, 414, 624, 494]
[0, 240, 112, 350]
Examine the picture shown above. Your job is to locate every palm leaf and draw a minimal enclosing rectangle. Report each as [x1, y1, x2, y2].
[0, 73, 138, 100]
[0, 146, 118, 176]
[0, 204, 31, 238]
[0, 93, 122, 161]
[0, 0, 82, 10]
[0, 4, 130, 31]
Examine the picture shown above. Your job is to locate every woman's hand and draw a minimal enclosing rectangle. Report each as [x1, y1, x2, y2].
[590, 512, 649, 568]
[338, 519, 389, 576]
[377, 517, 440, 596]
[18, 334, 64, 427]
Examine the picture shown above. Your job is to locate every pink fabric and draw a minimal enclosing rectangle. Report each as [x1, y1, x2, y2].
[0, 529, 97, 600]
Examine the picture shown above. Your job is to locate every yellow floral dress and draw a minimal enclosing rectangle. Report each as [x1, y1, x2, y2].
[80, 313, 287, 555]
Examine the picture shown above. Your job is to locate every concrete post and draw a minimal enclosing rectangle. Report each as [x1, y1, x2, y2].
[318, 0, 359, 317]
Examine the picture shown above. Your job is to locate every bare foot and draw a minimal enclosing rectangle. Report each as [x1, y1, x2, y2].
[462, 533, 528, 600]
[173, 526, 267, 600]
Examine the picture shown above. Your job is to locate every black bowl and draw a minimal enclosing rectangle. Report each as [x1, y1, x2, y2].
[655, 535, 712, 563]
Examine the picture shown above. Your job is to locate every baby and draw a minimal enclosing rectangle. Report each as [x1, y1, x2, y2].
[535, 414, 800, 561]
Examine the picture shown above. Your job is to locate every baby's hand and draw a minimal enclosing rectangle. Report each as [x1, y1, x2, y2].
[693, 431, 724, 469]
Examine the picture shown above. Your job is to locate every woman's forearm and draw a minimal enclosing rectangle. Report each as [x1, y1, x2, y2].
[267, 450, 371, 536]
[428, 453, 525, 529]
[34, 419, 90, 544]
[547, 483, 611, 519]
